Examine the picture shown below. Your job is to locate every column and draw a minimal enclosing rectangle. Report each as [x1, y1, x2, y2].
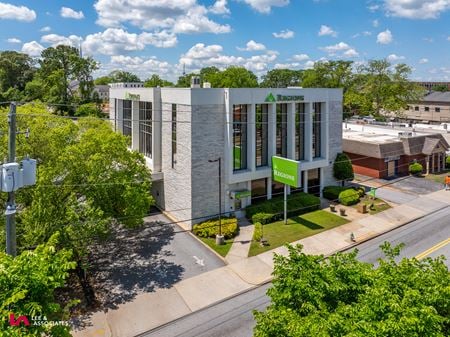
[426, 156, 430, 175]
[116, 99, 123, 133]
[319, 167, 325, 197]
[131, 100, 140, 151]
[287, 102, 296, 160]
[323, 102, 329, 160]
[267, 176, 273, 200]
[443, 153, 446, 171]
[248, 104, 256, 172]
[303, 170, 308, 193]
[305, 102, 313, 162]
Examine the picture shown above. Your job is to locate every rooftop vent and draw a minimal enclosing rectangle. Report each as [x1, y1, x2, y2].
[191, 76, 200, 88]
[398, 131, 413, 138]
[203, 82, 211, 88]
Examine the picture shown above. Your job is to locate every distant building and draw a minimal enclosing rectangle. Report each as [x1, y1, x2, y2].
[404, 92, 450, 124]
[343, 123, 449, 179]
[94, 85, 110, 101]
[412, 81, 450, 91]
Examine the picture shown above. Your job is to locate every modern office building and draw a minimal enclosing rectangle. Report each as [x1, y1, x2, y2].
[109, 84, 343, 227]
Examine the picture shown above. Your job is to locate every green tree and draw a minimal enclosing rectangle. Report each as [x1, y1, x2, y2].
[260, 69, 303, 88]
[75, 102, 103, 117]
[333, 153, 354, 186]
[431, 84, 448, 92]
[94, 76, 111, 85]
[144, 74, 173, 87]
[254, 243, 450, 337]
[211, 66, 258, 88]
[38, 45, 98, 114]
[0, 233, 76, 336]
[302, 61, 353, 89]
[108, 70, 141, 83]
[0, 51, 36, 93]
[176, 73, 196, 87]
[200, 66, 220, 84]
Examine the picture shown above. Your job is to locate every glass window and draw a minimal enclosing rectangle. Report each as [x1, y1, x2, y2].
[251, 178, 267, 203]
[139, 101, 152, 158]
[276, 104, 287, 157]
[172, 104, 177, 168]
[415, 106, 419, 111]
[295, 103, 305, 161]
[233, 105, 248, 171]
[272, 181, 284, 198]
[425, 106, 430, 112]
[255, 104, 269, 167]
[435, 107, 441, 112]
[122, 100, 132, 137]
[307, 168, 320, 196]
[312, 103, 322, 158]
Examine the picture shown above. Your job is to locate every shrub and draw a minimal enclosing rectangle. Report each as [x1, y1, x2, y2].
[253, 222, 263, 242]
[355, 186, 366, 198]
[333, 153, 354, 184]
[246, 192, 320, 223]
[409, 162, 423, 176]
[193, 217, 239, 239]
[339, 189, 360, 206]
[446, 156, 450, 169]
[252, 213, 274, 225]
[322, 186, 350, 200]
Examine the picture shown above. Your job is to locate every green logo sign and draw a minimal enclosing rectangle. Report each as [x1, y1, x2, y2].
[264, 93, 304, 103]
[125, 92, 140, 101]
[272, 156, 301, 187]
[265, 93, 276, 102]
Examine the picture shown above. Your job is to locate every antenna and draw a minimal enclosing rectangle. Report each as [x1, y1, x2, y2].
[79, 42, 83, 58]
[182, 63, 186, 76]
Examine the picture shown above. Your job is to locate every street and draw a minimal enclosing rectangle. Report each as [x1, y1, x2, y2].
[140, 206, 450, 337]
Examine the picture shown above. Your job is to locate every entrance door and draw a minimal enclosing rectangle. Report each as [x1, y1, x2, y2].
[387, 161, 396, 177]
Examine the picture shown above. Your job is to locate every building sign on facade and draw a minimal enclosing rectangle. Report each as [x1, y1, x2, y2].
[125, 92, 141, 101]
[265, 93, 304, 103]
[272, 156, 301, 187]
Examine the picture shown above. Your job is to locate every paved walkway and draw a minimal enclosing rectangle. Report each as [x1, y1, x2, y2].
[225, 219, 254, 264]
[73, 189, 450, 337]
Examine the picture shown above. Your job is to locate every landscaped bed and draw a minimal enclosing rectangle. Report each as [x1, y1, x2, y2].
[249, 210, 349, 256]
[198, 237, 233, 257]
[353, 195, 391, 215]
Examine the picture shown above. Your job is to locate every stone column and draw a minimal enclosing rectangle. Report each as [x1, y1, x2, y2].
[248, 104, 256, 172]
[426, 155, 430, 175]
[303, 170, 308, 193]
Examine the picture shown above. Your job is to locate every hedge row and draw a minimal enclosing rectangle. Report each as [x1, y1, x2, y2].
[323, 185, 365, 201]
[192, 217, 239, 239]
[246, 192, 320, 224]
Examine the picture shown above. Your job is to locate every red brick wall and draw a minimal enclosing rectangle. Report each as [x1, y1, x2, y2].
[398, 155, 426, 175]
[345, 152, 385, 178]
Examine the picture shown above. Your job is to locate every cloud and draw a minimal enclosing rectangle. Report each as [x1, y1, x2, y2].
[368, 4, 380, 12]
[237, 40, 266, 51]
[377, 29, 393, 44]
[419, 58, 429, 64]
[7, 37, 21, 43]
[291, 54, 309, 61]
[41, 34, 82, 48]
[320, 42, 359, 58]
[40, 26, 51, 32]
[0, 2, 36, 21]
[209, 0, 230, 14]
[386, 54, 405, 62]
[83, 28, 177, 56]
[241, 0, 290, 13]
[60, 6, 84, 19]
[22, 41, 44, 57]
[448, 36, 450, 41]
[94, 0, 230, 34]
[372, 19, 379, 27]
[273, 29, 294, 39]
[384, 0, 450, 19]
[110, 55, 172, 75]
[318, 25, 337, 37]
[352, 31, 372, 38]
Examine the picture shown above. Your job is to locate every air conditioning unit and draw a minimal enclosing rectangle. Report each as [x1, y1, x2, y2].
[398, 131, 413, 138]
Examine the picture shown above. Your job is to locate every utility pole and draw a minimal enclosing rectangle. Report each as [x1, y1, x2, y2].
[209, 157, 223, 245]
[6, 102, 17, 256]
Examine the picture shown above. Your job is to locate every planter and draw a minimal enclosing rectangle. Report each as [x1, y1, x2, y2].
[339, 208, 346, 216]
[357, 204, 367, 214]
[330, 204, 336, 212]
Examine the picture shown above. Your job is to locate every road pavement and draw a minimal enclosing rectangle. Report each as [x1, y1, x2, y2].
[141, 207, 450, 337]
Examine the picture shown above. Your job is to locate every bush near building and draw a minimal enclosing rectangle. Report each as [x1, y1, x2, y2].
[446, 156, 450, 169]
[323, 186, 366, 201]
[409, 162, 423, 176]
[338, 189, 360, 206]
[192, 217, 239, 239]
[333, 153, 354, 185]
[247, 193, 320, 224]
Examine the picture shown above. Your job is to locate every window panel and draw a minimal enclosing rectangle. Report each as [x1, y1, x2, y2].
[276, 104, 287, 158]
[139, 101, 152, 158]
[255, 104, 268, 167]
[233, 105, 247, 171]
[122, 100, 132, 137]
[295, 103, 305, 161]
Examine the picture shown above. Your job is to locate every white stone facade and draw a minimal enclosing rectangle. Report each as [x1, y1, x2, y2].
[110, 86, 343, 228]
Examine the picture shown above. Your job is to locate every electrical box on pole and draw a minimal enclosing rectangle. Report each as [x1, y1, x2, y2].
[21, 158, 37, 186]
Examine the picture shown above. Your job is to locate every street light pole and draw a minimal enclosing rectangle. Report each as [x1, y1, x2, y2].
[209, 157, 224, 245]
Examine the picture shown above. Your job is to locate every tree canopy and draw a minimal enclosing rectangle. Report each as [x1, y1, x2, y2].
[333, 153, 354, 185]
[144, 74, 173, 87]
[254, 244, 450, 337]
[260, 69, 303, 88]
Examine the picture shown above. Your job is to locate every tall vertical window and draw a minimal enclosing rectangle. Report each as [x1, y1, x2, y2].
[276, 104, 287, 157]
[255, 104, 268, 167]
[114, 98, 118, 131]
[233, 104, 247, 171]
[172, 104, 177, 168]
[295, 103, 305, 161]
[139, 101, 152, 158]
[122, 100, 132, 137]
[312, 102, 322, 158]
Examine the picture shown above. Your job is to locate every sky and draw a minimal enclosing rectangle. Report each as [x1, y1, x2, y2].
[0, 0, 449, 82]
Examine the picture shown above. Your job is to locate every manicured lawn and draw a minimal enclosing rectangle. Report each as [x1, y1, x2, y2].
[424, 170, 449, 184]
[355, 196, 391, 215]
[248, 210, 349, 256]
[199, 237, 233, 257]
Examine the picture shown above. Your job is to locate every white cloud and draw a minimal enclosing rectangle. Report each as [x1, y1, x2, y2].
[7, 37, 21, 43]
[94, 0, 230, 34]
[386, 54, 405, 62]
[318, 25, 337, 37]
[237, 40, 266, 51]
[372, 19, 379, 27]
[448, 36, 450, 41]
[377, 29, 393, 44]
[353, 31, 372, 38]
[209, 0, 230, 14]
[110, 55, 172, 75]
[241, 0, 290, 13]
[40, 26, 51, 32]
[0, 2, 36, 21]
[273, 29, 294, 39]
[384, 0, 450, 19]
[291, 54, 309, 61]
[60, 6, 84, 19]
[22, 41, 44, 57]
[368, 4, 380, 12]
[41, 34, 82, 48]
[304, 60, 315, 69]
[83, 28, 177, 56]
[419, 58, 429, 64]
[320, 42, 359, 58]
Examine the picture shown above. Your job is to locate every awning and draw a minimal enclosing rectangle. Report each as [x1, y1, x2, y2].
[231, 190, 251, 199]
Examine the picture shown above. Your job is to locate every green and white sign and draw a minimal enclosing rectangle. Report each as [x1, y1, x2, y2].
[272, 156, 301, 187]
[265, 93, 304, 103]
[125, 92, 140, 101]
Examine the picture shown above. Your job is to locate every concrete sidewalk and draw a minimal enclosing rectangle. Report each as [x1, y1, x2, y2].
[225, 218, 254, 264]
[73, 189, 450, 337]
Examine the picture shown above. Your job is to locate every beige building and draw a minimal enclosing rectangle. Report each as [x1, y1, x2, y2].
[404, 92, 450, 124]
